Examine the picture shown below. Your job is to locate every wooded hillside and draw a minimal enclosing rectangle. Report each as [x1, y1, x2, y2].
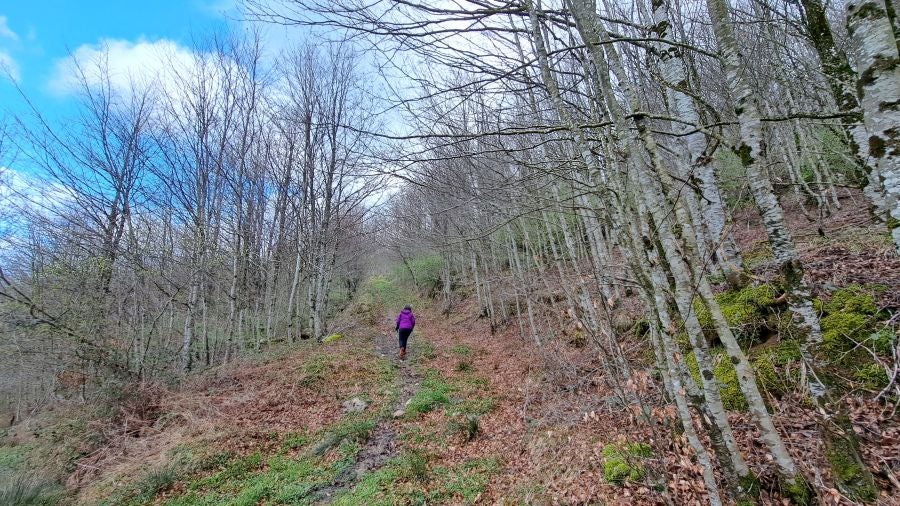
[1, 0, 898, 504]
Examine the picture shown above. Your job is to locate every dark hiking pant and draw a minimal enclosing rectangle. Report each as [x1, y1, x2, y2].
[398, 328, 412, 349]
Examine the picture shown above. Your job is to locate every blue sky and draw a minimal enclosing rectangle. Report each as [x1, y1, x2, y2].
[0, 1, 239, 115]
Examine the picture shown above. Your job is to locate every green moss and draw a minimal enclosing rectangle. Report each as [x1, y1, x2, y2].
[813, 297, 826, 314]
[870, 328, 897, 355]
[743, 243, 773, 267]
[694, 284, 778, 342]
[753, 341, 802, 395]
[821, 312, 870, 353]
[780, 476, 813, 506]
[737, 474, 761, 500]
[887, 215, 900, 231]
[675, 331, 690, 349]
[733, 284, 778, 306]
[826, 438, 878, 502]
[322, 333, 344, 344]
[854, 363, 889, 389]
[768, 311, 801, 340]
[824, 286, 878, 315]
[601, 442, 653, 484]
[685, 349, 747, 411]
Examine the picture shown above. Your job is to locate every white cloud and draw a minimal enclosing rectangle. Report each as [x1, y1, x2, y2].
[0, 50, 18, 81]
[48, 38, 199, 97]
[0, 16, 18, 41]
[0, 167, 71, 214]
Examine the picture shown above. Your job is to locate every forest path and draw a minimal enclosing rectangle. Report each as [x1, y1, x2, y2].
[312, 322, 422, 503]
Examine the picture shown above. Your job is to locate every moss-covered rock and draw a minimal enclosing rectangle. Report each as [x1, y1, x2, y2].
[817, 286, 896, 392]
[824, 285, 878, 315]
[322, 333, 344, 344]
[821, 312, 870, 353]
[601, 442, 653, 484]
[694, 284, 778, 343]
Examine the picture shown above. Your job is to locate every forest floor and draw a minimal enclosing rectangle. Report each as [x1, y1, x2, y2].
[1, 192, 899, 505]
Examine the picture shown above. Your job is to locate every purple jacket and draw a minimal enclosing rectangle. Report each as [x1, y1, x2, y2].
[396, 308, 416, 330]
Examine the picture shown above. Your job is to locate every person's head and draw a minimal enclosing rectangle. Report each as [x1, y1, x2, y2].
[403, 305, 412, 311]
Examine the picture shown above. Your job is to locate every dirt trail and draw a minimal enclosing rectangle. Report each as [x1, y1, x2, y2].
[313, 325, 422, 503]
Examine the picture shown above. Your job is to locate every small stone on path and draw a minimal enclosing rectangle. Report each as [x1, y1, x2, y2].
[342, 396, 369, 413]
[392, 409, 405, 418]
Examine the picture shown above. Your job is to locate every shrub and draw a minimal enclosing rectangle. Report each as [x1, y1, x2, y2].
[407, 255, 444, 294]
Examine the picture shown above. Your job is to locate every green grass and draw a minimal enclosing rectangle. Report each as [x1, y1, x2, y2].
[298, 353, 332, 387]
[281, 433, 310, 452]
[163, 441, 360, 506]
[334, 455, 499, 506]
[451, 344, 472, 356]
[455, 397, 496, 417]
[0, 442, 65, 505]
[0, 444, 31, 471]
[405, 371, 456, 417]
[416, 341, 437, 361]
[125, 342, 398, 505]
[0, 472, 62, 506]
[429, 457, 500, 503]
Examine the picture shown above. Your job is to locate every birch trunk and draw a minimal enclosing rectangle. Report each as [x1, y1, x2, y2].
[847, 0, 900, 251]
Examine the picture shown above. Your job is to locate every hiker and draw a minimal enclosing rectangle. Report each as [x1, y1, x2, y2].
[395, 305, 416, 360]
